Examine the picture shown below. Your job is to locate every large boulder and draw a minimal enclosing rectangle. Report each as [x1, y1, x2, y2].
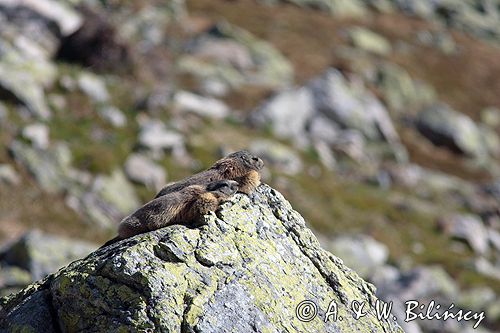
[0, 185, 402, 333]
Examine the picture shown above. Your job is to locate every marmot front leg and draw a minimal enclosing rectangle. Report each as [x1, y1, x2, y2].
[234, 170, 261, 195]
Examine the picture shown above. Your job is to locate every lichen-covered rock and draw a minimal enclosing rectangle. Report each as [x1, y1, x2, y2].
[0, 185, 402, 333]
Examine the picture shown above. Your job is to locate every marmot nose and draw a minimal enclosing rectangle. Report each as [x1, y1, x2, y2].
[253, 157, 264, 168]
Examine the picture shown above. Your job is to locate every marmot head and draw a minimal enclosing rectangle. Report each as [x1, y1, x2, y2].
[213, 150, 264, 176]
[206, 180, 239, 198]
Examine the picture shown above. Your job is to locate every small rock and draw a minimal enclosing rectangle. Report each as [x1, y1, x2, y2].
[481, 107, 500, 128]
[0, 102, 7, 122]
[77, 72, 109, 103]
[0, 164, 20, 186]
[174, 91, 229, 119]
[200, 79, 229, 97]
[252, 87, 314, 145]
[1, 230, 96, 281]
[9, 141, 73, 193]
[191, 38, 254, 70]
[437, 214, 489, 254]
[0, 264, 32, 291]
[488, 229, 500, 252]
[98, 106, 127, 127]
[349, 27, 392, 55]
[250, 140, 303, 175]
[458, 287, 496, 311]
[92, 169, 140, 216]
[124, 153, 167, 191]
[474, 257, 500, 280]
[21, 123, 50, 149]
[138, 121, 185, 156]
[326, 234, 389, 279]
[416, 103, 491, 158]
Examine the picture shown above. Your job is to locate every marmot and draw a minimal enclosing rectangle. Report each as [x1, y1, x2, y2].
[101, 180, 238, 247]
[154, 150, 264, 199]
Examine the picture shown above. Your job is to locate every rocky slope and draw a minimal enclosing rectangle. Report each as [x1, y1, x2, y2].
[0, 0, 499, 332]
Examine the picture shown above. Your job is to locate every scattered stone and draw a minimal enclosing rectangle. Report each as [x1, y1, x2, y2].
[21, 123, 49, 149]
[2, 0, 82, 35]
[179, 22, 293, 89]
[416, 103, 491, 158]
[124, 153, 166, 191]
[309, 69, 400, 143]
[349, 27, 392, 55]
[252, 87, 314, 144]
[481, 107, 500, 128]
[0, 164, 20, 186]
[280, 0, 367, 17]
[374, 63, 436, 113]
[0, 264, 31, 291]
[458, 287, 496, 312]
[174, 91, 229, 119]
[77, 72, 109, 103]
[98, 106, 127, 128]
[9, 141, 73, 193]
[437, 214, 489, 254]
[138, 121, 185, 156]
[1, 229, 96, 281]
[0, 47, 55, 119]
[0, 102, 7, 122]
[250, 140, 303, 175]
[416, 30, 457, 54]
[324, 234, 389, 279]
[91, 169, 140, 217]
[474, 257, 500, 280]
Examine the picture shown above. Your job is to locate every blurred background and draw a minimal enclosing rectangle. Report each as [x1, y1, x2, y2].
[0, 0, 499, 332]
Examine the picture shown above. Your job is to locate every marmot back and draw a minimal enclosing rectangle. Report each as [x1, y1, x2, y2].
[154, 150, 264, 199]
[116, 179, 239, 241]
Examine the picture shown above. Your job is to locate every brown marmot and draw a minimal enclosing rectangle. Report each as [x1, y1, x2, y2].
[101, 180, 238, 247]
[154, 150, 264, 199]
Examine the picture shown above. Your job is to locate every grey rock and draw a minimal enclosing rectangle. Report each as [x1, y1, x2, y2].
[0, 164, 20, 186]
[416, 103, 491, 158]
[124, 153, 167, 191]
[0, 102, 7, 122]
[488, 229, 500, 252]
[376, 266, 459, 333]
[308, 115, 341, 145]
[437, 214, 489, 254]
[0, 45, 55, 119]
[280, 0, 367, 17]
[21, 123, 49, 149]
[0, 185, 403, 333]
[9, 141, 73, 193]
[179, 22, 293, 89]
[324, 234, 389, 279]
[0, 0, 82, 36]
[91, 169, 140, 217]
[77, 72, 109, 103]
[416, 30, 457, 54]
[174, 91, 229, 119]
[252, 87, 314, 144]
[458, 287, 496, 312]
[481, 106, 500, 128]
[349, 27, 392, 55]
[98, 106, 127, 128]
[250, 140, 303, 175]
[310, 69, 400, 143]
[474, 257, 500, 280]
[374, 63, 436, 113]
[0, 265, 31, 294]
[138, 120, 185, 156]
[1, 230, 96, 281]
